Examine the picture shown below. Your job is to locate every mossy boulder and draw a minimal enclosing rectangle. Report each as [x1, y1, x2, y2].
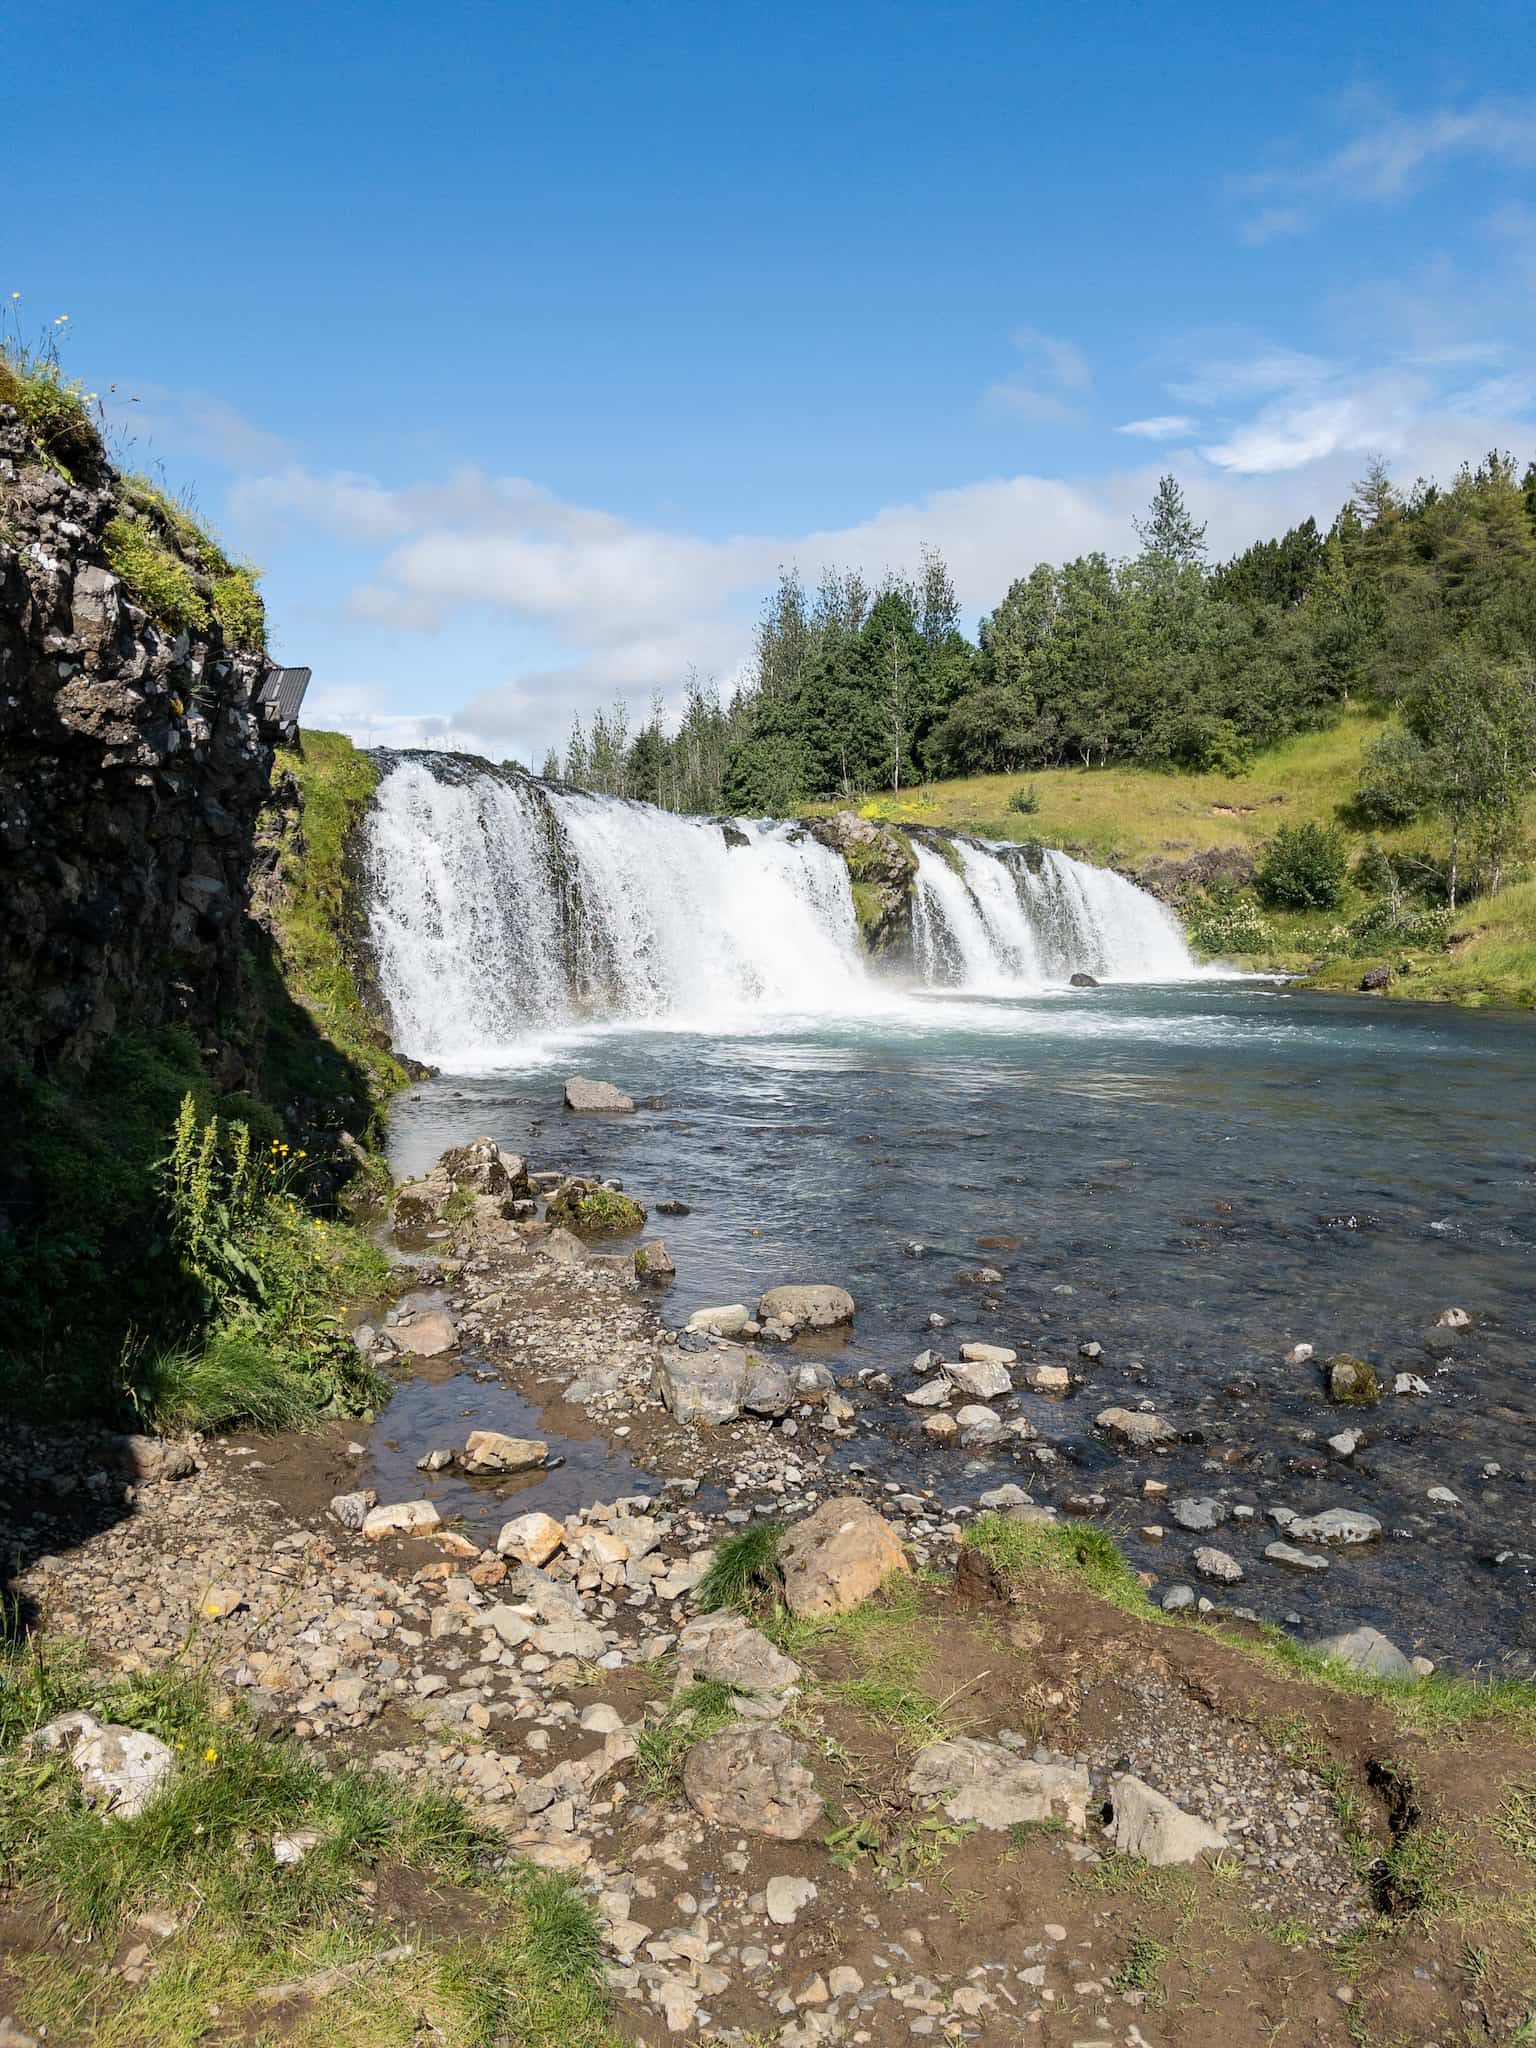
[1325, 1353, 1382, 1406]
[807, 812, 918, 961]
[545, 1177, 647, 1237]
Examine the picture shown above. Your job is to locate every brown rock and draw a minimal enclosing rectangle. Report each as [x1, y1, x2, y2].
[777, 1496, 908, 1617]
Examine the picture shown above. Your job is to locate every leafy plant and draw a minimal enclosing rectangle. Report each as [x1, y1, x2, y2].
[1257, 821, 1349, 910]
[1184, 888, 1273, 955]
[103, 513, 211, 635]
[1114, 1934, 1170, 1993]
[1007, 782, 1040, 815]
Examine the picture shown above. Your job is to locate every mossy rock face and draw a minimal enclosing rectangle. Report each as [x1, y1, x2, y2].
[1325, 1353, 1382, 1405]
[545, 1178, 647, 1237]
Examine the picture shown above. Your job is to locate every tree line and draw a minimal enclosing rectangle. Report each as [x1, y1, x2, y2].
[548, 455, 1536, 900]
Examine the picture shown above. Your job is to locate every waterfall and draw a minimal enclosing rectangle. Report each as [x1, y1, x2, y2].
[362, 755, 1201, 1063]
[911, 836, 1194, 989]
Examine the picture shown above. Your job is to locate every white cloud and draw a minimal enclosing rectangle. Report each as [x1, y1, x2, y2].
[254, 344, 1535, 758]
[1116, 415, 1198, 441]
[301, 681, 494, 758]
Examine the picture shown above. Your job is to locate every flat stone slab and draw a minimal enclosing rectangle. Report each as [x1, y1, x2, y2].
[361, 1500, 442, 1539]
[1107, 1772, 1227, 1865]
[757, 1284, 855, 1330]
[460, 1431, 547, 1474]
[564, 1076, 635, 1112]
[908, 1737, 1089, 1832]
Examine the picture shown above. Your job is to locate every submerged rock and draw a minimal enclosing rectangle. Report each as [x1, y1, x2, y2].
[1096, 1405, 1176, 1450]
[1326, 1354, 1381, 1406]
[1285, 1507, 1382, 1546]
[564, 1076, 635, 1113]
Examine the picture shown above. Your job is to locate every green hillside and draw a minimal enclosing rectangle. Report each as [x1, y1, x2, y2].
[804, 708, 1536, 1008]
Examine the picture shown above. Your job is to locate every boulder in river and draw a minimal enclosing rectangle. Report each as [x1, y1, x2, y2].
[634, 1238, 675, 1281]
[946, 1355, 1013, 1400]
[777, 1496, 908, 1615]
[1326, 1354, 1381, 1405]
[655, 1347, 752, 1425]
[757, 1283, 855, 1330]
[460, 1430, 547, 1474]
[1069, 971, 1100, 989]
[686, 1303, 751, 1337]
[436, 1136, 530, 1199]
[1313, 1624, 1412, 1676]
[1096, 1405, 1176, 1450]
[564, 1076, 635, 1113]
[545, 1178, 647, 1237]
[1284, 1507, 1382, 1546]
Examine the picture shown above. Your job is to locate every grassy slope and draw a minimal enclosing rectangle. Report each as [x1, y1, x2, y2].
[803, 707, 1536, 1008]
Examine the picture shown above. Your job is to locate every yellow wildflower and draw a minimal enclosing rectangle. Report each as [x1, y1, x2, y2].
[204, 1746, 218, 1764]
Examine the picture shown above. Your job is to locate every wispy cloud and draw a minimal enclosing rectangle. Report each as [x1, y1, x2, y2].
[1240, 206, 1309, 245]
[1234, 96, 1536, 241]
[983, 325, 1090, 422]
[1115, 415, 1198, 441]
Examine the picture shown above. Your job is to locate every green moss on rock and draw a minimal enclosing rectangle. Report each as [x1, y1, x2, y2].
[1325, 1354, 1382, 1405]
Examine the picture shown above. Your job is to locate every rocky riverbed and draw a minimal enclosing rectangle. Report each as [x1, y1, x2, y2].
[6, 1128, 1536, 2045]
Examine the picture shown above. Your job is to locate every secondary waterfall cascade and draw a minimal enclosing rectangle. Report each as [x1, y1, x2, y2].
[363, 753, 1200, 1064]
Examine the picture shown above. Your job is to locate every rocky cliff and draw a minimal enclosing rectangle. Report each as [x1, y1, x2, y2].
[0, 403, 286, 1079]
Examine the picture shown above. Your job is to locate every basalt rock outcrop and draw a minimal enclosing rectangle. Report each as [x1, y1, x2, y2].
[0, 404, 286, 1076]
[804, 810, 918, 961]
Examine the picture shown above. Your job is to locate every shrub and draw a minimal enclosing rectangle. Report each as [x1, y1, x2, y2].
[1256, 822, 1348, 911]
[1346, 901, 1451, 954]
[212, 567, 266, 650]
[1184, 889, 1272, 955]
[1354, 725, 1430, 827]
[103, 514, 210, 635]
[1007, 783, 1040, 815]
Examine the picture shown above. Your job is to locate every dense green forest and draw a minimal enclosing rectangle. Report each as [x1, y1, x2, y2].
[550, 457, 1536, 908]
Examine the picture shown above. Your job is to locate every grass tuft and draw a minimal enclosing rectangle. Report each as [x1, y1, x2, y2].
[963, 1512, 1152, 1612]
[633, 1679, 742, 1792]
[694, 1521, 784, 1613]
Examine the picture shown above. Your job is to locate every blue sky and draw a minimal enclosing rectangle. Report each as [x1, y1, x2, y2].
[8, 1, 1536, 761]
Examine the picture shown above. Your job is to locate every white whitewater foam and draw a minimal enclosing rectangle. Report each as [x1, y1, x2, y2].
[363, 759, 1205, 1064]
